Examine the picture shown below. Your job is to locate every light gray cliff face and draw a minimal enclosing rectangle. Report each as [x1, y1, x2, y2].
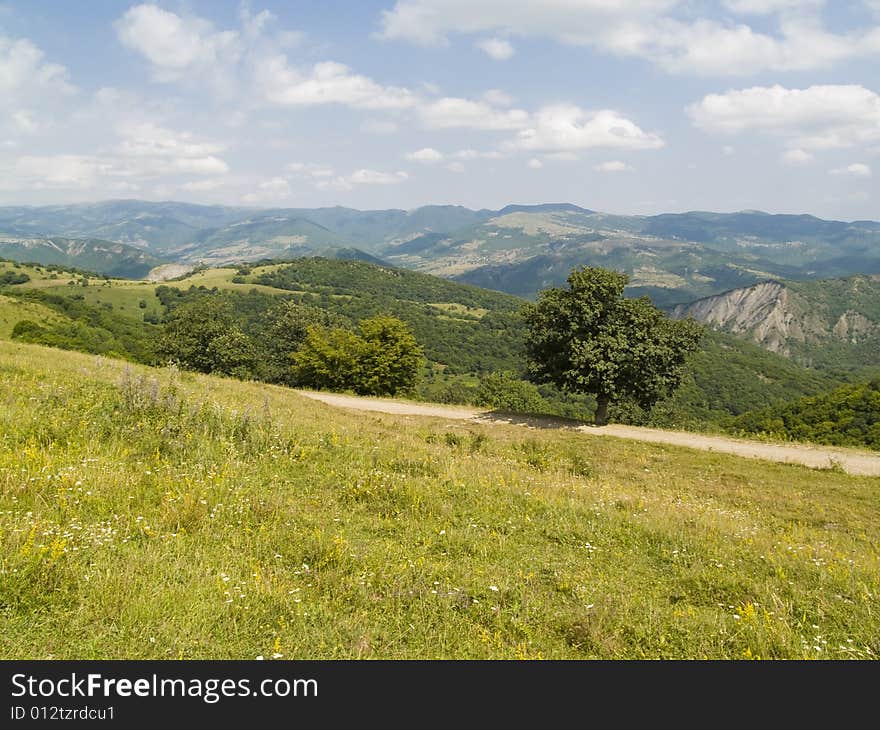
[673, 280, 877, 356]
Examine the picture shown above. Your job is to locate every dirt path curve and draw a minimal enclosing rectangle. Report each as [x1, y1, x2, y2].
[297, 390, 880, 477]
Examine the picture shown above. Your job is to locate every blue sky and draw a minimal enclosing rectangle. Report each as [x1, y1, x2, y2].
[1, 0, 879, 218]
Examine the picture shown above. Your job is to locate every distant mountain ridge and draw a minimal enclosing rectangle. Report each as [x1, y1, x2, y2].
[0, 201, 878, 307]
[0, 236, 165, 279]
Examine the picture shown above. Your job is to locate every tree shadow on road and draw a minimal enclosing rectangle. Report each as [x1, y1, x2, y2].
[475, 409, 593, 431]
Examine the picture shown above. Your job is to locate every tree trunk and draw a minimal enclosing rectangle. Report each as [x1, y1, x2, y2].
[594, 393, 610, 426]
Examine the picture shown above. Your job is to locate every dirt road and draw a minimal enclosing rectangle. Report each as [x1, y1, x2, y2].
[297, 390, 880, 477]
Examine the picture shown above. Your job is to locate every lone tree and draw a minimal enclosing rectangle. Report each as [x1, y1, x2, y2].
[523, 267, 703, 425]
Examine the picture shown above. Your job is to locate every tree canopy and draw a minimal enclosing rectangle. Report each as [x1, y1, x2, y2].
[523, 267, 703, 424]
[733, 379, 880, 450]
[159, 297, 256, 377]
[261, 299, 349, 384]
[293, 315, 424, 397]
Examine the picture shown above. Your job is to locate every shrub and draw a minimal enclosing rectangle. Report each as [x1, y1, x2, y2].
[292, 315, 424, 396]
[10, 320, 46, 341]
[476, 371, 546, 413]
[0, 271, 30, 286]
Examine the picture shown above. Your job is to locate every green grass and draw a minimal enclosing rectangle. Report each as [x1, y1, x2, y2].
[162, 265, 301, 296]
[1, 340, 878, 660]
[0, 260, 164, 320]
[34, 282, 164, 322]
[0, 295, 63, 338]
[0, 260, 83, 288]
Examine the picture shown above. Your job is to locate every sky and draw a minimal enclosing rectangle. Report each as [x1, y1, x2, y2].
[1, 0, 879, 219]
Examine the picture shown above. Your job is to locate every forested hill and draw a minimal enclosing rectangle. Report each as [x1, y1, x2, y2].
[251, 257, 524, 311]
[732, 380, 880, 450]
[244, 258, 526, 374]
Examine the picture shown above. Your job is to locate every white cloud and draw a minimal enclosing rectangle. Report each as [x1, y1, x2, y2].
[446, 161, 465, 172]
[379, 0, 880, 75]
[349, 169, 409, 184]
[172, 157, 229, 175]
[115, 4, 240, 84]
[0, 35, 74, 98]
[645, 17, 871, 76]
[256, 57, 417, 109]
[419, 97, 529, 130]
[11, 110, 39, 135]
[483, 89, 514, 106]
[783, 148, 814, 164]
[830, 163, 872, 177]
[476, 37, 514, 60]
[242, 176, 297, 204]
[595, 160, 633, 172]
[117, 121, 225, 160]
[14, 155, 105, 189]
[527, 158, 543, 169]
[513, 105, 664, 153]
[451, 148, 504, 160]
[0, 34, 75, 140]
[115, 4, 418, 113]
[6, 117, 231, 193]
[116, 122, 229, 176]
[258, 176, 291, 192]
[688, 84, 880, 150]
[406, 147, 444, 163]
[317, 169, 409, 191]
[722, 145, 736, 156]
[379, 0, 675, 47]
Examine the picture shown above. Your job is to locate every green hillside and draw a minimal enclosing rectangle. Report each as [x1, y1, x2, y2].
[651, 332, 843, 429]
[733, 380, 880, 450]
[381, 207, 880, 304]
[1, 340, 878, 659]
[0, 200, 250, 251]
[177, 218, 354, 265]
[246, 258, 526, 374]
[453, 247, 793, 308]
[0, 260, 162, 362]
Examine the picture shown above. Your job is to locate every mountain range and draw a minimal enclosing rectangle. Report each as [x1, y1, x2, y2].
[1, 200, 879, 309]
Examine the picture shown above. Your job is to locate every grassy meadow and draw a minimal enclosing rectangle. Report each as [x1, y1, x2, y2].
[1, 340, 878, 659]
